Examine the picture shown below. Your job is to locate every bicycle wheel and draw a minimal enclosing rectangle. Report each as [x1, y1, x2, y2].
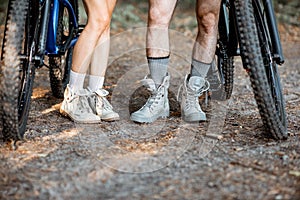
[208, 3, 234, 101]
[49, 0, 78, 98]
[234, 0, 287, 139]
[0, 0, 39, 140]
[208, 41, 234, 101]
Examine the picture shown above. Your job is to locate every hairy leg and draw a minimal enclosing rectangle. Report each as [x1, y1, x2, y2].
[193, 0, 221, 63]
[130, 0, 177, 123]
[146, 0, 177, 57]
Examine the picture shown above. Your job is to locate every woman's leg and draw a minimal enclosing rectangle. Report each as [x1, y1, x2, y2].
[88, 26, 111, 91]
[89, 0, 115, 76]
[69, 0, 116, 92]
[87, 24, 120, 121]
[60, 0, 116, 123]
[86, 0, 119, 121]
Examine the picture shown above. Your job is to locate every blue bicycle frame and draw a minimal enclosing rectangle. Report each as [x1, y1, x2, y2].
[38, 0, 79, 57]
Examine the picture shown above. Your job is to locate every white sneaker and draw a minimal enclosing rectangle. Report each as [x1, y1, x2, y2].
[60, 85, 101, 123]
[87, 88, 119, 121]
[181, 75, 210, 122]
[130, 74, 170, 123]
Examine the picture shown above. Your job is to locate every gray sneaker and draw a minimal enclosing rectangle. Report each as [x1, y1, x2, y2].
[87, 88, 119, 121]
[181, 75, 210, 122]
[60, 85, 101, 123]
[130, 74, 170, 123]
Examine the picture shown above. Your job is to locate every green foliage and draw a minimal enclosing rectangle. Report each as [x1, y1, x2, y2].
[0, 0, 8, 25]
[274, 0, 300, 25]
[111, 4, 145, 30]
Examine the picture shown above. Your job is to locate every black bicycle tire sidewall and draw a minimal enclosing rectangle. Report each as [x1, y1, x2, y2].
[1, 0, 33, 140]
[234, 0, 287, 139]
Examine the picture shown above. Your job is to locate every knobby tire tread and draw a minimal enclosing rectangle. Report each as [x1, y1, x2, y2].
[1, 0, 31, 140]
[234, 0, 287, 139]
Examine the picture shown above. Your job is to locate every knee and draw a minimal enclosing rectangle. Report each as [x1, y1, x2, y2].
[148, 7, 172, 28]
[196, 9, 219, 34]
[86, 15, 111, 37]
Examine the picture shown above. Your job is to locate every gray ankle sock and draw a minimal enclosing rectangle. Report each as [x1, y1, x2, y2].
[190, 59, 212, 78]
[148, 56, 169, 87]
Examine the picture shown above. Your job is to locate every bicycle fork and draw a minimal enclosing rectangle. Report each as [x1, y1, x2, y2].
[35, 0, 51, 66]
[228, 0, 284, 65]
[261, 0, 284, 65]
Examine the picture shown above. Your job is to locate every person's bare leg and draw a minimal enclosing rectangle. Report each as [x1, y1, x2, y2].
[88, 0, 116, 91]
[89, 27, 110, 77]
[190, 0, 221, 78]
[181, 0, 221, 122]
[87, 27, 110, 91]
[146, 0, 177, 86]
[69, 0, 116, 92]
[60, 0, 116, 123]
[130, 0, 177, 123]
[84, 0, 118, 121]
[87, 26, 120, 121]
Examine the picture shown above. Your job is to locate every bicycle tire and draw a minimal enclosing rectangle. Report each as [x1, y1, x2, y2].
[208, 43, 234, 101]
[234, 0, 287, 139]
[208, 3, 234, 101]
[49, 0, 78, 98]
[0, 0, 39, 140]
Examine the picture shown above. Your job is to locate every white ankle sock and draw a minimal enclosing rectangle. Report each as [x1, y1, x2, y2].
[69, 70, 86, 93]
[88, 75, 104, 91]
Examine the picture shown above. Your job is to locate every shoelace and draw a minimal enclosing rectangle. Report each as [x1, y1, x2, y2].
[72, 95, 92, 114]
[140, 86, 165, 112]
[102, 96, 113, 110]
[185, 90, 201, 110]
[89, 93, 113, 114]
[176, 80, 210, 102]
[138, 75, 169, 112]
[87, 89, 111, 108]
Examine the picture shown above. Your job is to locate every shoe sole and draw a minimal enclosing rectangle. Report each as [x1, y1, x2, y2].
[60, 108, 101, 124]
[100, 112, 120, 122]
[130, 111, 169, 123]
[182, 112, 206, 122]
[101, 116, 120, 122]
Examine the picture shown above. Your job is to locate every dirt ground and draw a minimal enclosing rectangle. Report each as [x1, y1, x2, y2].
[0, 2, 300, 200]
